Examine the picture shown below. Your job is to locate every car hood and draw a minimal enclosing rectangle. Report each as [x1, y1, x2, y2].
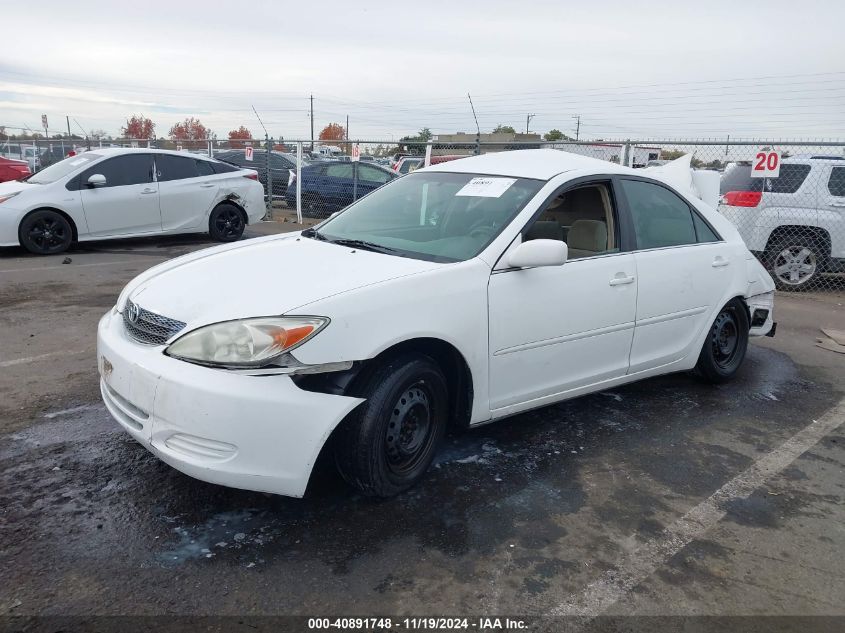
[127, 234, 442, 328]
[0, 180, 38, 196]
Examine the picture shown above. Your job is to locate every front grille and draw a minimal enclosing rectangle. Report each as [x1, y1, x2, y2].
[122, 300, 186, 345]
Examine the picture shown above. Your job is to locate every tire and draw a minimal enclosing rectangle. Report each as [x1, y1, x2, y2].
[334, 354, 449, 497]
[19, 210, 73, 255]
[302, 193, 324, 218]
[766, 237, 824, 291]
[208, 203, 245, 242]
[694, 299, 750, 383]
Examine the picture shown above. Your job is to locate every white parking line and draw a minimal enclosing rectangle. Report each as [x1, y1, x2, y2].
[0, 259, 153, 274]
[0, 349, 88, 368]
[549, 398, 845, 616]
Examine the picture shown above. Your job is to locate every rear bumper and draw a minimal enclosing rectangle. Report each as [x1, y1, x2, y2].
[746, 290, 775, 337]
[97, 309, 363, 497]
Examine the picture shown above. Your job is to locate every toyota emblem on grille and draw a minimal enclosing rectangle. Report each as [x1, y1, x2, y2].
[126, 302, 140, 323]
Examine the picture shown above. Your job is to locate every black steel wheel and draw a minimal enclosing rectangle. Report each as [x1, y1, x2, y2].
[19, 210, 73, 255]
[334, 353, 448, 497]
[208, 203, 245, 242]
[694, 299, 749, 383]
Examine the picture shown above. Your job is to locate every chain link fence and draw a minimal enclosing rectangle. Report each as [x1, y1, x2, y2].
[2, 134, 842, 291]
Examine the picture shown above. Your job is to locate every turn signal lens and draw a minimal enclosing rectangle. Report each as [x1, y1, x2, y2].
[165, 317, 328, 367]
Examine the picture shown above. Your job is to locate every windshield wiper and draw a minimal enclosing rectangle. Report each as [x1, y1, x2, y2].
[301, 227, 327, 240]
[327, 238, 398, 254]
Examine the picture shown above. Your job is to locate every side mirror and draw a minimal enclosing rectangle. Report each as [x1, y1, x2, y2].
[87, 174, 106, 187]
[508, 239, 568, 268]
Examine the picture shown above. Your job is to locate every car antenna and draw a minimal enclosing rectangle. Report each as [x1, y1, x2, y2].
[467, 93, 481, 155]
[72, 118, 90, 150]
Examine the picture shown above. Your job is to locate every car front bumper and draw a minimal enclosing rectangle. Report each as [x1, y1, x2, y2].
[96, 310, 363, 497]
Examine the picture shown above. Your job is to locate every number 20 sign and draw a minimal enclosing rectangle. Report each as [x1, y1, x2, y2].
[751, 149, 780, 178]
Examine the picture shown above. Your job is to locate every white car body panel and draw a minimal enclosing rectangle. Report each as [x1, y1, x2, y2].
[97, 150, 776, 497]
[0, 148, 264, 247]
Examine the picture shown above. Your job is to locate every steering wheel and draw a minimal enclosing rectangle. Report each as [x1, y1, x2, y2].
[468, 218, 495, 239]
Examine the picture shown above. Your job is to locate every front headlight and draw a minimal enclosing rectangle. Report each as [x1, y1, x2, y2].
[165, 316, 328, 368]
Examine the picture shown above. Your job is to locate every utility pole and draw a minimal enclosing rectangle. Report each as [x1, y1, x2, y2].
[66, 115, 71, 140]
[573, 114, 581, 141]
[526, 113, 535, 134]
[309, 94, 314, 151]
[725, 134, 730, 157]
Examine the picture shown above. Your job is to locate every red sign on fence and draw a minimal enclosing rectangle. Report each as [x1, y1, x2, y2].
[245, 146, 254, 161]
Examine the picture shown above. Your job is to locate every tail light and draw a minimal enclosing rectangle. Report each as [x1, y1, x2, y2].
[722, 191, 762, 207]
[244, 172, 258, 181]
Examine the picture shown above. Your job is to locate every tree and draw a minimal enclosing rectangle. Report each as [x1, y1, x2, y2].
[89, 128, 111, 141]
[417, 127, 433, 141]
[169, 117, 210, 141]
[660, 149, 686, 161]
[228, 126, 253, 149]
[122, 114, 155, 139]
[544, 129, 570, 141]
[493, 124, 516, 134]
[318, 123, 346, 142]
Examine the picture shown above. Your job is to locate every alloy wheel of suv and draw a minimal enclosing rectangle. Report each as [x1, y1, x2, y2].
[768, 240, 820, 290]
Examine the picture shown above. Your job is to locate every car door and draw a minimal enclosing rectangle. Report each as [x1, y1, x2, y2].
[156, 154, 220, 231]
[617, 177, 733, 373]
[356, 163, 393, 199]
[78, 153, 160, 236]
[487, 179, 638, 413]
[323, 162, 355, 208]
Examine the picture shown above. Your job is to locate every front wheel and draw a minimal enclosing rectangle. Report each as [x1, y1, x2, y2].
[19, 210, 73, 255]
[334, 354, 449, 497]
[208, 203, 245, 242]
[694, 299, 750, 383]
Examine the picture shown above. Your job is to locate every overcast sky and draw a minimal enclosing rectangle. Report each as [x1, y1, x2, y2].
[1, 0, 843, 142]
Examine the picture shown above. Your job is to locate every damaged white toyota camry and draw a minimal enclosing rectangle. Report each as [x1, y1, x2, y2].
[98, 149, 776, 498]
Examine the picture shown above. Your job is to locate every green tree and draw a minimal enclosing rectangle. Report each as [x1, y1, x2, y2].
[417, 127, 433, 141]
[543, 129, 570, 141]
[492, 124, 516, 134]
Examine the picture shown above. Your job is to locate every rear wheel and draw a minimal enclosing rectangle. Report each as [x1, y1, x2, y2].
[766, 238, 824, 291]
[334, 354, 448, 497]
[694, 299, 749, 383]
[208, 203, 245, 242]
[19, 210, 73, 255]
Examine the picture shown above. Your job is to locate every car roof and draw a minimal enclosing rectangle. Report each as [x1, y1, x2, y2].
[82, 147, 219, 161]
[422, 148, 632, 180]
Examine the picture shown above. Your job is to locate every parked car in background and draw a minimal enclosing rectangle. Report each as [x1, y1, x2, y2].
[0, 148, 264, 254]
[393, 156, 424, 174]
[217, 149, 306, 200]
[98, 150, 775, 499]
[40, 145, 85, 168]
[286, 161, 397, 217]
[718, 156, 845, 290]
[0, 156, 31, 183]
[1, 144, 41, 172]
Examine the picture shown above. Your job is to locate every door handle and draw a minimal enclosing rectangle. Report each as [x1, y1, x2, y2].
[712, 257, 730, 268]
[199, 183, 215, 188]
[140, 188, 157, 195]
[609, 274, 635, 286]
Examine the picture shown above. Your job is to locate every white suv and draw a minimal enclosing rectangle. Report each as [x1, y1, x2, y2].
[719, 156, 845, 290]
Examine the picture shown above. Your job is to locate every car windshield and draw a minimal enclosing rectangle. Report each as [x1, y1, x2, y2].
[27, 152, 100, 184]
[311, 171, 544, 262]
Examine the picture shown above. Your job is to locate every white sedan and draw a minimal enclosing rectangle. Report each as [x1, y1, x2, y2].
[0, 148, 265, 254]
[97, 149, 776, 498]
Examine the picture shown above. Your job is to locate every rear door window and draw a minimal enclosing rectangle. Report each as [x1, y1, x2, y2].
[156, 154, 200, 181]
[766, 164, 811, 194]
[620, 179, 697, 249]
[358, 164, 391, 184]
[195, 160, 215, 177]
[326, 163, 354, 179]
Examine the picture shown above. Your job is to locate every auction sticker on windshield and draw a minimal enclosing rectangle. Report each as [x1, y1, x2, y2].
[455, 177, 516, 197]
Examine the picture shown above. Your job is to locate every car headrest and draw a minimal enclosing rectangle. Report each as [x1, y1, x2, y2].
[568, 219, 607, 253]
[524, 221, 563, 242]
